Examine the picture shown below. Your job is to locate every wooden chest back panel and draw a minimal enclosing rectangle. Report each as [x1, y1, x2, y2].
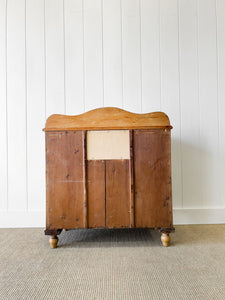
[133, 129, 172, 228]
[46, 131, 85, 229]
[45, 127, 173, 230]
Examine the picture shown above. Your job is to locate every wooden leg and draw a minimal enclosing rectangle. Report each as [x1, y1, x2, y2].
[49, 235, 58, 249]
[161, 233, 171, 247]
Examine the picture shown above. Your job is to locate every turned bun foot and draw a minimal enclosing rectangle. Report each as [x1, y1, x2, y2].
[49, 235, 58, 249]
[161, 233, 171, 247]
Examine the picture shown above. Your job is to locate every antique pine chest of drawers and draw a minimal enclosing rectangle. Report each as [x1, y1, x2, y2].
[43, 107, 174, 248]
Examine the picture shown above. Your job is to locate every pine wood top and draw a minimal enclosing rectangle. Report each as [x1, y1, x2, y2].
[43, 107, 172, 131]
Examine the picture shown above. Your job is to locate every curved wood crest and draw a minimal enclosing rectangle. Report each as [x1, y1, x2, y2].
[43, 107, 172, 131]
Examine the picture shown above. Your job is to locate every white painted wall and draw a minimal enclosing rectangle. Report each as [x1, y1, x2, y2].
[0, 0, 225, 227]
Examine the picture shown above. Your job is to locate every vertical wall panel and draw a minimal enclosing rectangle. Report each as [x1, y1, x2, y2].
[0, 0, 224, 226]
[216, 0, 225, 207]
[64, 0, 84, 115]
[121, 0, 142, 113]
[26, 0, 45, 211]
[7, 0, 27, 211]
[0, 0, 7, 211]
[179, 0, 201, 208]
[198, 0, 219, 208]
[83, 0, 103, 110]
[45, 0, 65, 116]
[140, 0, 161, 112]
[160, 0, 182, 208]
[102, 0, 123, 108]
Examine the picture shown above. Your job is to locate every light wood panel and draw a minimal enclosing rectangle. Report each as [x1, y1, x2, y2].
[87, 130, 130, 160]
[26, 0, 45, 211]
[7, 0, 27, 211]
[44, 107, 171, 131]
[0, 0, 7, 211]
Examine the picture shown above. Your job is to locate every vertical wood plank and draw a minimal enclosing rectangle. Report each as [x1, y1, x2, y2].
[140, 0, 161, 112]
[64, 0, 84, 115]
[217, 0, 225, 208]
[46, 131, 85, 229]
[83, 0, 103, 110]
[121, 0, 142, 113]
[45, 0, 65, 116]
[129, 130, 135, 227]
[160, 0, 182, 208]
[83, 130, 87, 227]
[134, 129, 173, 228]
[0, 0, 7, 211]
[106, 160, 130, 228]
[7, 0, 27, 211]
[102, 0, 123, 108]
[26, 0, 45, 211]
[198, 0, 219, 207]
[179, 0, 201, 208]
[87, 160, 106, 228]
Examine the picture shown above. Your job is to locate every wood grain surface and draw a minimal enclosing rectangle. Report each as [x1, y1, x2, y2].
[44, 107, 172, 131]
[87, 160, 106, 228]
[45, 127, 173, 232]
[129, 130, 135, 227]
[133, 129, 173, 228]
[46, 131, 85, 229]
[106, 160, 130, 228]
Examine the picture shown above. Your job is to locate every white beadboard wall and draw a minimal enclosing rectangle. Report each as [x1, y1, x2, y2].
[0, 0, 225, 228]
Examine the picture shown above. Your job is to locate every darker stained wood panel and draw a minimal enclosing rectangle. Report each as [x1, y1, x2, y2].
[129, 130, 135, 227]
[133, 129, 173, 228]
[106, 160, 130, 228]
[87, 160, 106, 228]
[46, 131, 85, 229]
